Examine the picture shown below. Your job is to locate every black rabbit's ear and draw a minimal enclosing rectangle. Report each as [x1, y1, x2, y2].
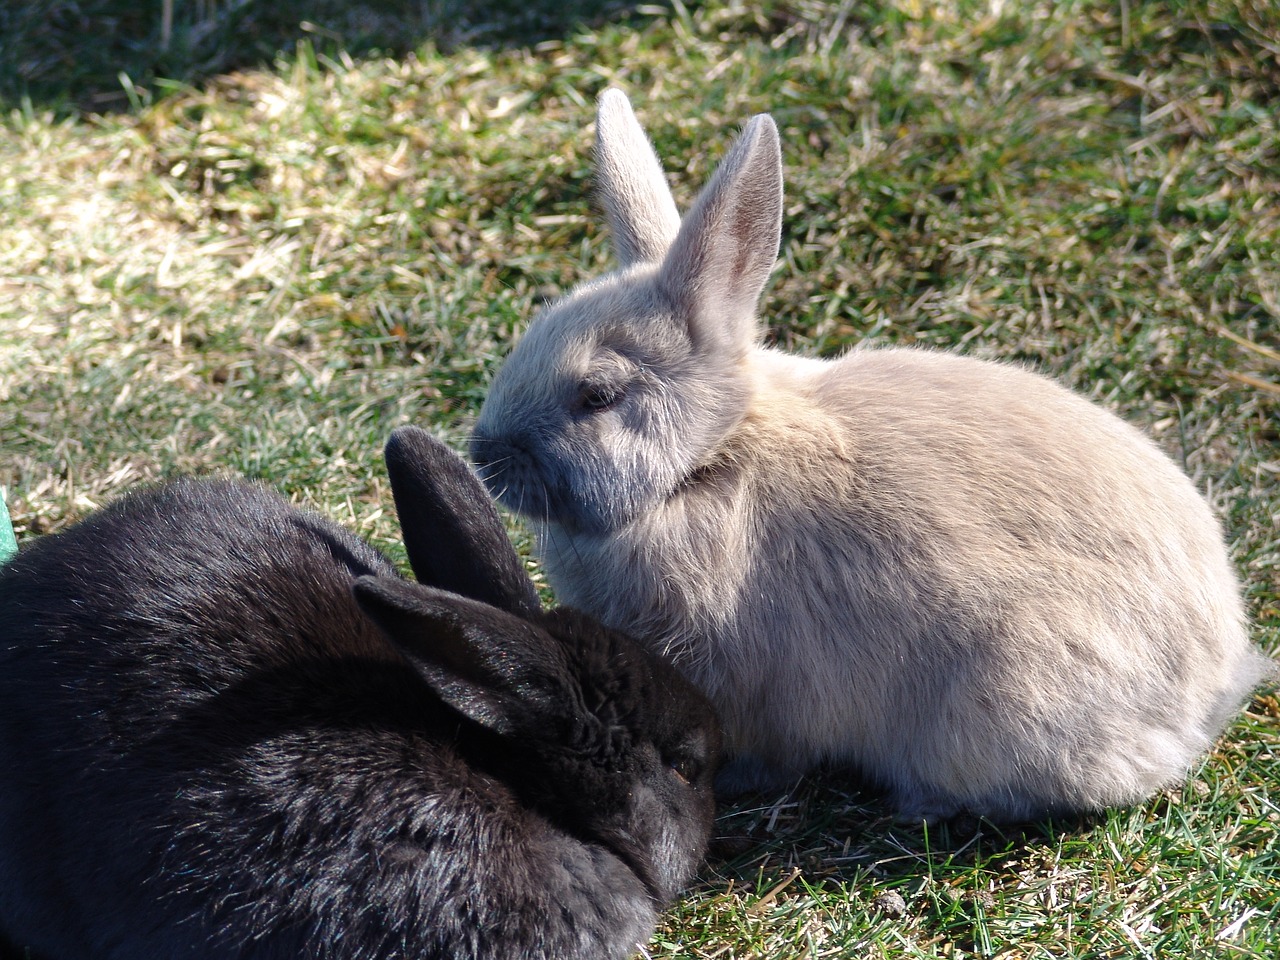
[383, 426, 540, 619]
[355, 576, 565, 736]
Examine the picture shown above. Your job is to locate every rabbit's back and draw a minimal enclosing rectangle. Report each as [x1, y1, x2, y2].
[0, 479, 411, 955]
[819, 349, 1256, 811]
[813, 347, 1245, 676]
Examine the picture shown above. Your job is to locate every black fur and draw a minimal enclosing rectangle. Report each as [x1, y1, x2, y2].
[0, 427, 720, 960]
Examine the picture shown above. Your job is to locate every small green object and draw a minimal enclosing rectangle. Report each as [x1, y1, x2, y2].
[0, 491, 16, 564]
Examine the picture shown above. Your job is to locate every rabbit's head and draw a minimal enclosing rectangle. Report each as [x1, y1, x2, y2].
[472, 89, 783, 535]
[376, 427, 721, 901]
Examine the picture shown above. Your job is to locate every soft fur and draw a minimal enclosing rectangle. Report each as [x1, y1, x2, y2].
[0, 426, 720, 959]
[470, 88, 1275, 822]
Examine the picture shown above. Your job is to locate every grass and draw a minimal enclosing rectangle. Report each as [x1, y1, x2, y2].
[1, 0, 1278, 956]
[0, 0, 645, 112]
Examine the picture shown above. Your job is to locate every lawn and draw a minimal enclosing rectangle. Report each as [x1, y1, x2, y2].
[1, 0, 1278, 957]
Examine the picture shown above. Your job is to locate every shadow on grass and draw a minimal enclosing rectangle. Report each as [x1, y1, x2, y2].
[0, 0, 666, 114]
[706, 767, 1097, 890]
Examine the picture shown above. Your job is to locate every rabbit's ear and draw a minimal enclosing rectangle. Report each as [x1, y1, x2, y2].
[595, 88, 681, 266]
[355, 576, 564, 736]
[383, 426, 540, 619]
[657, 113, 782, 357]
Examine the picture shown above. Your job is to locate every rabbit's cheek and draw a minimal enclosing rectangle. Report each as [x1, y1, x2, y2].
[605, 781, 708, 904]
[531, 437, 649, 534]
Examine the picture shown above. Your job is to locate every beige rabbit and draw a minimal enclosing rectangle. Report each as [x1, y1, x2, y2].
[470, 89, 1274, 821]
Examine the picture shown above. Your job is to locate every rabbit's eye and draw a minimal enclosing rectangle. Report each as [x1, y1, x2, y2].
[668, 754, 701, 785]
[578, 382, 623, 413]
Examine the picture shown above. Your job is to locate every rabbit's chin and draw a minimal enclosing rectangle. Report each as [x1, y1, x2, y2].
[481, 469, 632, 536]
[496, 463, 673, 539]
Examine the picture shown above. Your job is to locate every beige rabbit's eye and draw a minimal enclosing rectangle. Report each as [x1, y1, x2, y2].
[578, 382, 623, 413]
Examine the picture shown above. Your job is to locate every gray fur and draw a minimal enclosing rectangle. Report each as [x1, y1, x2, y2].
[471, 90, 1275, 822]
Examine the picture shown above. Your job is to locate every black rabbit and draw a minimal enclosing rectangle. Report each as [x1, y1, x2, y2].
[0, 427, 720, 959]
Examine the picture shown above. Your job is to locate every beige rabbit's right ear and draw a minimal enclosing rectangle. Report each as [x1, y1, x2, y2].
[595, 89, 681, 266]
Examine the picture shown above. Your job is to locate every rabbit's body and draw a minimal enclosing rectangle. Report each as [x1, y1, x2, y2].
[471, 90, 1273, 821]
[540, 346, 1254, 819]
[0, 429, 719, 959]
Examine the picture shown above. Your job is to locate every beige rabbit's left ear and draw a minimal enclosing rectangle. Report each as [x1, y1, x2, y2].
[657, 113, 783, 357]
[594, 89, 682, 267]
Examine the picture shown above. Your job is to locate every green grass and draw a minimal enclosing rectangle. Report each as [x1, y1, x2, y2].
[0, 0, 645, 112]
[2, 0, 1278, 957]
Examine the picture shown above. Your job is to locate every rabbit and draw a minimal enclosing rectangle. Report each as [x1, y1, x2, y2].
[469, 88, 1275, 823]
[0, 425, 721, 960]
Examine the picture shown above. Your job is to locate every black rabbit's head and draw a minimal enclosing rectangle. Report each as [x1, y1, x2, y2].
[356, 577, 719, 904]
